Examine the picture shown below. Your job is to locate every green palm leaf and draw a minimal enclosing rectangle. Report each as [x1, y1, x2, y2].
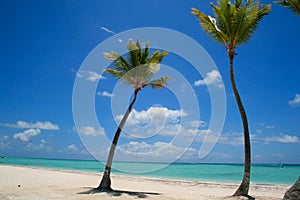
[148, 77, 171, 89]
[192, 0, 271, 51]
[103, 39, 170, 91]
[276, 0, 300, 15]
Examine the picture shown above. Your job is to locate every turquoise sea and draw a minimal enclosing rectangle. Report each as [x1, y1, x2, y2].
[1, 157, 299, 185]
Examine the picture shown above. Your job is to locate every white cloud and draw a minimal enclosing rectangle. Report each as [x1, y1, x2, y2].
[190, 120, 206, 128]
[196, 130, 258, 146]
[0, 135, 10, 149]
[97, 91, 114, 98]
[58, 144, 89, 155]
[116, 107, 187, 126]
[196, 129, 220, 144]
[100, 26, 116, 34]
[266, 125, 275, 129]
[289, 93, 300, 107]
[258, 123, 275, 130]
[100, 26, 122, 43]
[26, 140, 52, 151]
[78, 126, 105, 136]
[264, 134, 300, 144]
[13, 129, 41, 142]
[256, 129, 263, 134]
[66, 144, 78, 151]
[115, 107, 188, 138]
[194, 70, 223, 88]
[116, 141, 197, 162]
[0, 121, 59, 130]
[2, 135, 8, 140]
[76, 70, 105, 82]
[219, 132, 245, 145]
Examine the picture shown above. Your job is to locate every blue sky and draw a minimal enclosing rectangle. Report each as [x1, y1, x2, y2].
[0, 0, 299, 164]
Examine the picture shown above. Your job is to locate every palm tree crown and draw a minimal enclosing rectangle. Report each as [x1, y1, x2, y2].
[192, 0, 271, 56]
[103, 39, 170, 92]
[276, 0, 300, 15]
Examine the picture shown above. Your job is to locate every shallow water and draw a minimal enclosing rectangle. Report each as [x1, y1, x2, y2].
[1, 157, 299, 185]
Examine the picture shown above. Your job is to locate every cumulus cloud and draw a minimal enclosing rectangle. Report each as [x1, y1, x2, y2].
[115, 107, 188, 138]
[13, 129, 41, 142]
[194, 70, 223, 88]
[289, 93, 300, 107]
[78, 126, 105, 136]
[116, 141, 197, 163]
[264, 134, 300, 144]
[97, 91, 114, 98]
[76, 70, 105, 82]
[26, 140, 52, 151]
[0, 121, 59, 130]
[116, 107, 187, 126]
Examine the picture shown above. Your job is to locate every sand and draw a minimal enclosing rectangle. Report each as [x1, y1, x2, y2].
[0, 165, 289, 200]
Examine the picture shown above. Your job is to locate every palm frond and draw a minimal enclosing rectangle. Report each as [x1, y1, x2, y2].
[192, 7, 228, 47]
[103, 51, 131, 72]
[192, 0, 271, 50]
[103, 39, 170, 90]
[276, 0, 300, 15]
[103, 68, 124, 79]
[148, 77, 171, 89]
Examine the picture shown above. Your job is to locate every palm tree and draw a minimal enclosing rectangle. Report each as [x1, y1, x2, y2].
[97, 39, 170, 191]
[192, 0, 271, 196]
[276, 0, 300, 15]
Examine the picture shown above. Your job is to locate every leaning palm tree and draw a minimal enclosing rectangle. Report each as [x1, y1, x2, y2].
[97, 39, 170, 191]
[192, 0, 271, 196]
[276, 0, 300, 15]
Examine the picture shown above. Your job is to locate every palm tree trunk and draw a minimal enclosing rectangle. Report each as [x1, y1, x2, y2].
[229, 54, 251, 196]
[97, 89, 139, 191]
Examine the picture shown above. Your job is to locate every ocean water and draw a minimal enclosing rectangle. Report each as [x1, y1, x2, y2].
[0, 157, 299, 185]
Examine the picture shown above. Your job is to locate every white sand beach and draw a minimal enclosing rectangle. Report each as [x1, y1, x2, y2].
[0, 165, 289, 200]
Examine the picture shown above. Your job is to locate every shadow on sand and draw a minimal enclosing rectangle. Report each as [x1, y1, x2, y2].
[78, 187, 161, 198]
[225, 195, 255, 200]
[241, 195, 255, 200]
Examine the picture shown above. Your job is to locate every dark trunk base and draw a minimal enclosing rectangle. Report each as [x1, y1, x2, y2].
[283, 177, 300, 200]
[96, 171, 112, 191]
[233, 177, 250, 196]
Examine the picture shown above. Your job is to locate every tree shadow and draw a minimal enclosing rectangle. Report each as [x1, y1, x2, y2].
[245, 195, 255, 200]
[78, 187, 161, 199]
[231, 195, 255, 200]
[224, 195, 255, 200]
[240, 195, 255, 200]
